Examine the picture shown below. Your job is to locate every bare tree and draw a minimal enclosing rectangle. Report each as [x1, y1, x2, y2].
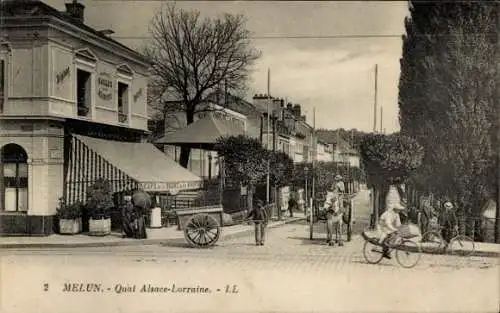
[146, 3, 261, 168]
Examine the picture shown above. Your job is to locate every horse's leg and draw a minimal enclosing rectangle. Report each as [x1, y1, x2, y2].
[326, 217, 331, 244]
[327, 217, 334, 246]
[338, 219, 344, 246]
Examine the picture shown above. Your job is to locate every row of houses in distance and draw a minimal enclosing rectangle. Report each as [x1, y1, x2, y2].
[152, 92, 360, 179]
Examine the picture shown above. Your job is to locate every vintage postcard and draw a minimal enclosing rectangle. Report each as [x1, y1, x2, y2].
[0, 0, 499, 312]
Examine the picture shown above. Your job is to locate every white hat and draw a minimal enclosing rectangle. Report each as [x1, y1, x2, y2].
[335, 175, 343, 181]
[392, 202, 406, 211]
[443, 201, 454, 209]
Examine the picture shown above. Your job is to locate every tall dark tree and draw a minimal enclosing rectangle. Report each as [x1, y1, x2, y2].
[146, 3, 261, 168]
[398, 1, 498, 238]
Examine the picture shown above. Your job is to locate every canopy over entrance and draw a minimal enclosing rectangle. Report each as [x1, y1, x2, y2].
[155, 114, 245, 150]
[74, 134, 202, 193]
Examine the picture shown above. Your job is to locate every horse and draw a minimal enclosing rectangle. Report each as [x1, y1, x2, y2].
[324, 191, 345, 246]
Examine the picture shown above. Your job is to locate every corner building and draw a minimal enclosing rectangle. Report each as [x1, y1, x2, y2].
[0, 1, 196, 236]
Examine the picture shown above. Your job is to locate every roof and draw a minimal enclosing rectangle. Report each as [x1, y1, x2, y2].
[0, 0, 148, 64]
[155, 113, 246, 149]
[334, 139, 359, 155]
[204, 92, 262, 120]
[74, 134, 202, 192]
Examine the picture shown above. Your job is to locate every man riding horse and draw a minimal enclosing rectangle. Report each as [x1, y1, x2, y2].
[324, 175, 346, 246]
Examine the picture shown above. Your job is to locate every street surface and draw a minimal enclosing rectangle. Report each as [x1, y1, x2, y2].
[1, 221, 499, 313]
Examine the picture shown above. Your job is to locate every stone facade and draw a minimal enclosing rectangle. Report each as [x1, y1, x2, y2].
[0, 1, 149, 235]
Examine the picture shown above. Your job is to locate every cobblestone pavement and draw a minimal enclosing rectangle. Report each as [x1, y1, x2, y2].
[1, 222, 499, 313]
[4, 221, 498, 272]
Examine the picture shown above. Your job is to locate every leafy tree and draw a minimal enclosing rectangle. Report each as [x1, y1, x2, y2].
[85, 178, 115, 219]
[398, 1, 498, 236]
[316, 128, 368, 151]
[268, 151, 294, 188]
[215, 135, 269, 208]
[146, 3, 261, 168]
[360, 133, 424, 187]
[360, 133, 424, 220]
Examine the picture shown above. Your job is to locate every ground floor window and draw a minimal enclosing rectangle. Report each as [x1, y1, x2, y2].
[1, 144, 28, 212]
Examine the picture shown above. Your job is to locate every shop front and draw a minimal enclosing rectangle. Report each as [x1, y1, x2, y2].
[0, 123, 203, 236]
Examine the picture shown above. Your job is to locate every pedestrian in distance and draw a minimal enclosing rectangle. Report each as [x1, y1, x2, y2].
[246, 199, 268, 246]
[121, 195, 135, 238]
[438, 201, 459, 244]
[288, 192, 297, 218]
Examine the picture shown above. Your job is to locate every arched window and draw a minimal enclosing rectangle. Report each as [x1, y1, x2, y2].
[1, 144, 28, 212]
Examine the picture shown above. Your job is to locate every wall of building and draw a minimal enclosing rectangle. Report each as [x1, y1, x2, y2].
[0, 119, 64, 235]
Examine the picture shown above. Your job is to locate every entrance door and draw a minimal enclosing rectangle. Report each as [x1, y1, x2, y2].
[1, 144, 28, 212]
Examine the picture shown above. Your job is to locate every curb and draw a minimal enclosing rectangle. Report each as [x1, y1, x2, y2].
[0, 217, 305, 249]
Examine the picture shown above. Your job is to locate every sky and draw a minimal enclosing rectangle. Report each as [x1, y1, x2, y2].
[45, 0, 410, 133]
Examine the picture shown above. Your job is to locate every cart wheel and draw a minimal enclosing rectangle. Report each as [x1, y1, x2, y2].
[184, 214, 221, 248]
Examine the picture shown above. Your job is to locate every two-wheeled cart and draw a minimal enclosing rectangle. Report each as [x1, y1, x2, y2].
[176, 205, 224, 247]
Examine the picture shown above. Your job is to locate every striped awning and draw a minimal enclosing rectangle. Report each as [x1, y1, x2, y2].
[74, 135, 202, 192]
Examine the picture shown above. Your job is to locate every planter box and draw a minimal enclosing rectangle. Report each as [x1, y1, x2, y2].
[59, 218, 82, 235]
[88, 218, 111, 236]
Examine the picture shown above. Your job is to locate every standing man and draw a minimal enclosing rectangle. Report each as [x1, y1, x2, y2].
[439, 201, 459, 244]
[132, 190, 151, 239]
[288, 191, 297, 218]
[333, 175, 345, 194]
[246, 199, 268, 246]
[121, 195, 135, 238]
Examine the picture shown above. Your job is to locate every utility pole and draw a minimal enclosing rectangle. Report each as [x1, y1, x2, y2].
[372, 64, 379, 227]
[380, 106, 383, 133]
[373, 64, 378, 133]
[266, 69, 271, 206]
[310, 107, 316, 240]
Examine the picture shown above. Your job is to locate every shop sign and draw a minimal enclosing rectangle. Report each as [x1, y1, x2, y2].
[56, 66, 70, 84]
[97, 72, 113, 101]
[139, 181, 201, 192]
[133, 88, 142, 102]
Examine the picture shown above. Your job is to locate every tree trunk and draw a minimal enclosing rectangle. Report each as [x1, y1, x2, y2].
[371, 186, 379, 228]
[247, 182, 254, 213]
[179, 108, 195, 168]
[495, 151, 500, 243]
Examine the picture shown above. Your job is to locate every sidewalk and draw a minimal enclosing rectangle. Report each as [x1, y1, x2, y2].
[0, 213, 305, 249]
[360, 232, 500, 258]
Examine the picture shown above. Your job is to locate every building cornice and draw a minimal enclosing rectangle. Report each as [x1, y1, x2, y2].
[2, 16, 150, 72]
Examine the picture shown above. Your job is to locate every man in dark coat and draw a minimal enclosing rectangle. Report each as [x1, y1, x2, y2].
[246, 199, 268, 246]
[439, 201, 458, 243]
[288, 192, 297, 218]
[121, 195, 136, 238]
[131, 190, 151, 239]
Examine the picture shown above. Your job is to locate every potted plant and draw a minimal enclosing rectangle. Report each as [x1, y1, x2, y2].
[57, 198, 83, 235]
[86, 178, 114, 236]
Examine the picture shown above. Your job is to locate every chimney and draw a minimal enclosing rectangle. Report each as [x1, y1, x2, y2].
[293, 104, 301, 118]
[65, 0, 85, 23]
